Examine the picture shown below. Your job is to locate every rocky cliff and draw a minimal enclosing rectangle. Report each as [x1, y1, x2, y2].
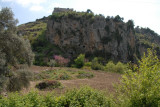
[18, 8, 160, 65]
[46, 10, 136, 62]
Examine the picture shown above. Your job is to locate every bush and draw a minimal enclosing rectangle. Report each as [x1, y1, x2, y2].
[83, 62, 92, 70]
[104, 61, 115, 72]
[76, 71, 94, 78]
[105, 61, 127, 73]
[115, 49, 160, 106]
[56, 73, 71, 80]
[91, 57, 104, 70]
[6, 69, 32, 92]
[0, 87, 113, 107]
[57, 86, 112, 107]
[54, 55, 70, 67]
[74, 54, 85, 68]
[0, 76, 8, 93]
[115, 62, 128, 73]
[48, 59, 56, 68]
[0, 91, 47, 107]
[36, 80, 61, 90]
[84, 62, 91, 67]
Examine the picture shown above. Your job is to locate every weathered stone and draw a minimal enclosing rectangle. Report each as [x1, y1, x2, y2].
[46, 9, 136, 62]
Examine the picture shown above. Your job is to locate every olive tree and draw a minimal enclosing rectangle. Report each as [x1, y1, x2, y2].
[0, 7, 34, 93]
[0, 7, 34, 67]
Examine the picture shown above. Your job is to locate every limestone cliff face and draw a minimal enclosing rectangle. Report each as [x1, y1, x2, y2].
[46, 11, 136, 62]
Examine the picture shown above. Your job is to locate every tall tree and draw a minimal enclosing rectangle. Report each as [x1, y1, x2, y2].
[0, 7, 34, 69]
[0, 7, 34, 92]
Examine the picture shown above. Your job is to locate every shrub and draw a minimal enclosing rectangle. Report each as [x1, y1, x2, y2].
[0, 76, 8, 93]
[7, 75, 23, 92]
[83, 62, 92, 70]
[36, 80, 61, 90]
[6, 69, 32, 92]
[54, 55, 70, 67]
[0, 91, 47, 107]
[76, 71, 94, 78]
[105, 61, 127, 73]
[104, 61, 115, 72]
[56, 73, 71, 80]
[0, 87, 113, 107]
[57, 86, 112, 107]
[114, 62, 128, 73]
[17, 68, 34, 80]
[84, 62, 91, 67]
[115, 49, 160, 106]
[48, 59, 56, 67]
[91, 57, 104, 70]
[74, 54, 85, 68]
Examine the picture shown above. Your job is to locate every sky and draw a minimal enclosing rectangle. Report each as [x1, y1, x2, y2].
[0, 0, 160, 34]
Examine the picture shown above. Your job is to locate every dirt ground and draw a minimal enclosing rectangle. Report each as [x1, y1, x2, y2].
[22, 66, 121, 95]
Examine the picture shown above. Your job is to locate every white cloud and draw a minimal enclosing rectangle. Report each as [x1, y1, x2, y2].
[2, 0, 47, 7]
[30, 5, 44, 12]
[2, 0, 47, 12]
[2, 0, 13, 2]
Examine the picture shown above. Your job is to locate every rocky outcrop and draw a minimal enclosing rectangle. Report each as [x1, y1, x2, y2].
[46, 9, 136, 62]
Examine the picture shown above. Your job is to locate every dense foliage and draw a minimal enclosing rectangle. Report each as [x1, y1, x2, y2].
[135, 27, 160, 58]
[0, 8, 34, 67]
[0, 87, 112, 107]
[115, 49, 160, 106]
[54, 55, 70, 67]
[74, 54, 85, 68]
[50, 10, 95, 22]
[0, 7, 34, 93]
[32, 30, 63, 66]
[91, 57, 104, 70]
[105, 61, 128, 73]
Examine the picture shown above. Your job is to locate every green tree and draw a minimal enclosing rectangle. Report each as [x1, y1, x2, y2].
[74, 54, 85, 68]
[91, 57, 104, 70]
[0, 7, 34, 67]
[127, 19, 134, 30]
[0, 7, 34, 93]
[86, 9, 93, 13]
[114, 15, 124, 22]
[116, 48, 160, 106]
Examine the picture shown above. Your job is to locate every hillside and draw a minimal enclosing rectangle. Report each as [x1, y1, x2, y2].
[135, 27, 160, 58]
[17, 8, 160, 65]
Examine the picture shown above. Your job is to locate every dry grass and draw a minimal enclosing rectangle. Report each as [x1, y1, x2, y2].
[21, 66, 121, 95]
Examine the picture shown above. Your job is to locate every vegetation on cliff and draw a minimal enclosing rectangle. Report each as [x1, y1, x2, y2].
[135, 27, 160, 58]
